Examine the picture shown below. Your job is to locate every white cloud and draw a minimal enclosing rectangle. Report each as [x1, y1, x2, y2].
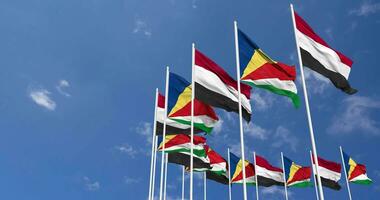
[133, 19, 152, 37]
[261, 187, 292, 197]
[244, 123, 269, 140]
[350, 1, 380, 16]
[136, 122, 153, 143]
[325, 27, 333, 40]
[251, 91, 273, 111]
[124, 177, 141, 184]
[83, 176, 100, 191]
[301, 67, 330, 94]
[114, 143, 138, 158]
[29, 88, 56, 111]
[271, 126, 299, 152]
[328, 96, 380, 135]
[56, 79, 71, 97]
[212, 118, 223, 135]
[191, 0, 197, 9]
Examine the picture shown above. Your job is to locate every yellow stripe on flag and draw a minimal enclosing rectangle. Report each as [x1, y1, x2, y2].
[168, 86, 192, 116]
[241, 49, 276, 79]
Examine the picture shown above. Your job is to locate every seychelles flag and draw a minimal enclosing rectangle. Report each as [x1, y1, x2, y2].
[168, 72, 219, 134]
[238, 29, 300, 108]
[229, 152, 256, 184]
[342, 151, 372, 185]
[283, 156, 312, 187]
[157, 134, 207, 158]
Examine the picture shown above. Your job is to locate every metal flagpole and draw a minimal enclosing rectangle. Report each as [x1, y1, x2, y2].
[204, 172, 207, 200]
[227, 148, 232, 200]
[340, 146, 353, 200]
[151, 135, 158, 200]
[190, 43, 195, 200]
[280, 152, 289, 200]
[159, 67, 170, 200]
[182, 166, 185, 200]
[253, 152, 259, 200]
[233, 20, 248, 200]
[290, 4, 324, 200]
[163, 154, 168, 200]
[310, 150, 320, 200]
[148, 89, 159, 200]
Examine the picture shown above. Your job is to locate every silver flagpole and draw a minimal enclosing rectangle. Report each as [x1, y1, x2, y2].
[310, 150, 320, 200]
[163, 154, 168, 200]
[190, 43, 195, 200]
[151, 135, 158, 200]
[290, 4, 324, 200]
[159, 67, 170, 200]
[254, 152, 259, 200]
[228, 148, 232, 200]
[182, 166, 185, 200]
[204, 172, 207, 200]
[281, 152, 289, 200]
[148, 89, 159, 200]
[340, 146, 353, 200]
[233, 20, 248, 200]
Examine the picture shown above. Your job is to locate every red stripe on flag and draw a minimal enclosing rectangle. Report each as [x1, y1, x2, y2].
[256, 155, 283, 172]
[349, 164, 367, 180]
[288, 166, 311, 184]
[243, 62, 296, 81]
[169, 99, 219, 120]
[158, 93, 165, 108]
[313, 156, 341, 173]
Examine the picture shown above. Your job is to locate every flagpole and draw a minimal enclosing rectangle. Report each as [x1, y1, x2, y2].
[151, 135, 158, 200]
[159, 67, 170, 200]
[254, 151, 259, 200]
[148, 89, 159, 200]
[190, 43, 195, 200]
[204, 172, 207, 200]
[290, 4, 324, 200]
[310, 150, 320, 200]
[227, 148, 232, 200]
[163, 154, 168, 200]
[340, 146, 353, 200]
[280, 152, 289, 200]
[233, 20, 248, 200]
[182, 166, 185, 200]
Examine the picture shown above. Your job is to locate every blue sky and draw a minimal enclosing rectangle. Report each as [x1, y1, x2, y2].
[0, 0, 379, 199]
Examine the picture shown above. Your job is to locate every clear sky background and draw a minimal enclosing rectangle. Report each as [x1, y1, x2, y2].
[0, 0, 379, 199]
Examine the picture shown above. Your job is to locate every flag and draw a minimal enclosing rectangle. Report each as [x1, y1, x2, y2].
[194, 49, 252, 122]
[168, 152, 211, 170]
[156, 93, 203, 135]
[313, 156, 342, 190]
[283, 156, 312, 187]
[168, 72, 219, 134]
[255, 154, 284, 187]
[294, 11, 357, 94]
[238, 29, 300, 107]
[229, 152, 256, 184]
[157, 134, 207, 158]
[342, 151, 372, 185]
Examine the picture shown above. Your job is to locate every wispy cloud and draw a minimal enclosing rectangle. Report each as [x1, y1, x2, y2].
[133, 19, 152, 37]
[29, 88, 56, 111]
[124, 177, 141, 184]
[301, 67, 330, 94]
[325, 27, 333, 40]
[251, 91, 274, 111]
[191, 0, 198, 9]
[136, 122, 153, 143]
[213, 118, 224, 135]
[261, 187, 292, 197]
[114, 143, 138, 158]
[56, 79, 71, 97]
[244, 123, 269, 140]
[349, 1, 380, 16]
[271, 126, 299, 152]
[83, 176, 100, 191]
[328, 96, 380, 135]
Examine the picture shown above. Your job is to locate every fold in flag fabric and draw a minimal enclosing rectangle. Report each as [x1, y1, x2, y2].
[157, 134, 207, 158]
[313, 156, 342, 190]
[156, 93, 203, 135]
[283, 156, 312, 187]
[294, 11, 357, 94]
[168, 152, 211, 171]
[194, 49, 252, 122]
[343, 151, 372, 185]
[168, 72, 219, 134]
[229, 152, 256, 184]
[238, 29, 300, 108]
[255, 154, 284, 187]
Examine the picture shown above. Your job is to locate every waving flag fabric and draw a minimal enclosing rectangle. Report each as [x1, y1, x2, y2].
[157, 134, 207, 157]
[168, 152, 211, 171]
[238, 29, 300, 108]
[168, 72, 219, 134]
[342, 151, 372, 185]
[194, 49, 252, 122]
[255, 154, 284, 187]
[156, 93, 203, 135]
[294, 11, 357, 94]
[313, 156, 342, 190]
[283, 156, 312, 187]
[229, 152, 256, 184]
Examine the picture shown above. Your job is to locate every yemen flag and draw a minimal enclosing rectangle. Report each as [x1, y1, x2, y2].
[157, 134, 207, 158]
[194, 49, 252, 122]
[230, 152, 256, 184]
[283, 156, 312, 187]
[294, 11, 357, 94]
[156, 93, 203, 135]
[168, 72, 219, 134]
[343, 151, 372, 185]
[255, 154, 284, 187]
[313, 156, 342, 190]
[238, 29, 300, 108]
